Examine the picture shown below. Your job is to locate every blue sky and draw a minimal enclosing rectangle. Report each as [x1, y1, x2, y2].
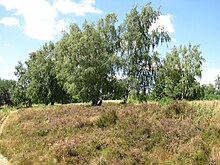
[0, 0, 219, 84]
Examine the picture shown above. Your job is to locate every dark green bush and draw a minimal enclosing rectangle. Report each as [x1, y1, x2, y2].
[204, 94, 220, 100]
[34, 129, 50, 137]
[164, 100, 195, 119]
[137, 93, 149, 102]
[158, 97, 172, 105]
[72, 95, 80, 103]
[96, 110, 118, 128]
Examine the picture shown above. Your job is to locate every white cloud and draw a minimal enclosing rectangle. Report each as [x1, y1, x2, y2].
[0, 0, 58, 40]
[0, 17, 20, 26]
[0, 68, 17, 80]
[56, 19, 70, 33]
[199, 68, 220, 85]
[171, 37, 177, 43]
[54, 0, 102, 16]
[150, 14, 175, 34]
[0, 0, 102, 40]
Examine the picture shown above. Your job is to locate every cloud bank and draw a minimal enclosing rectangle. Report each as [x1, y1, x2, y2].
[0, 1, 175, 42]
[0, 0, 102, 40]
[54, 0, 102, 16]
[0, 17, 20, 26]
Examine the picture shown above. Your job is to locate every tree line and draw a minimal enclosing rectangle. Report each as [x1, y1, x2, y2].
[0, 3, 219, 107]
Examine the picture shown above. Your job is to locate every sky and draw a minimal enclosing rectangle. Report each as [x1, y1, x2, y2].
[0, 0, 219, 84]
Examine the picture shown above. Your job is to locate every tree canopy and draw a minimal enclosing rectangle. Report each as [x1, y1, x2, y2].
[120, 3, 170, 98]
[55, 15, 119, 105]
[153, 44, 205, 100]
[0, 78, 15, 106]
[1, 2, 212, 107]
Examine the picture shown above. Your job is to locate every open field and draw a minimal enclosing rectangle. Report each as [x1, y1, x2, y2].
[0, 100, 220, 164]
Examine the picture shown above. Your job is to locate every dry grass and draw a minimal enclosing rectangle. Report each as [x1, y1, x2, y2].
[0, 101, 219, 164]
[0, 113, 7, 125]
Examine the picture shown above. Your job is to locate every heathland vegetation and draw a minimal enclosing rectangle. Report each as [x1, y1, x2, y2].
[1, 101, 220, 164]
[1, 2, 220, 164]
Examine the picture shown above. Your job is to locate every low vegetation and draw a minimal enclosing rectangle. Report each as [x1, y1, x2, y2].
[0, 101, 220, 164]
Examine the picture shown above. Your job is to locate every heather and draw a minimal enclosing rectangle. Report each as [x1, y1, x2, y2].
[0, 101, 220, 164]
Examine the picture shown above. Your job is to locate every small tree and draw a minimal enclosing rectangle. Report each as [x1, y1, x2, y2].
[155, 44, 205, 100]
[202, 83, 220, 100]
[12, 61, 32, 107]
[0, 79, 16, 106]
[26, 42, 70, 105]
[55, 17, 119, 106]
[120, 3, 170, 100]
[215, 75, 220, 95]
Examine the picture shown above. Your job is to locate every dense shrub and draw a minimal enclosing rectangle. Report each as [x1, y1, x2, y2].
[72, 95, 81, 103]
[96, 109, 118, 128]
[163, 100, 195, 119]
[158, 97, 172, 105]
[204, 94, 220, 100]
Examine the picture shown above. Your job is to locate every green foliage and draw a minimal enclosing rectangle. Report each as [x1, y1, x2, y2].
[72, 95, 80, 103]
[12, 61, 32, 107]
[154, 44, 205, 100]
[9, 2, 211, 106]
[215, 75, 220, 95]
[126, 90, 149, 103]
[27, 42, 70, 105]
[137, 93, 149, 102]
[110, 79, 128, 100]
[12, 43, 71, 106]
[55, 15, 119, 106]
[120, 3, 170, 98]
[0, 78, 15, 106]
[163, 100, 195, 119]
[203, 84, 215, 95]
[127, 90, 139, 103]
[158, 97, 172, 105]
[201, 84, 220, 100]
[96, 109, 118, 128]
[204, 94, 220, 100]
